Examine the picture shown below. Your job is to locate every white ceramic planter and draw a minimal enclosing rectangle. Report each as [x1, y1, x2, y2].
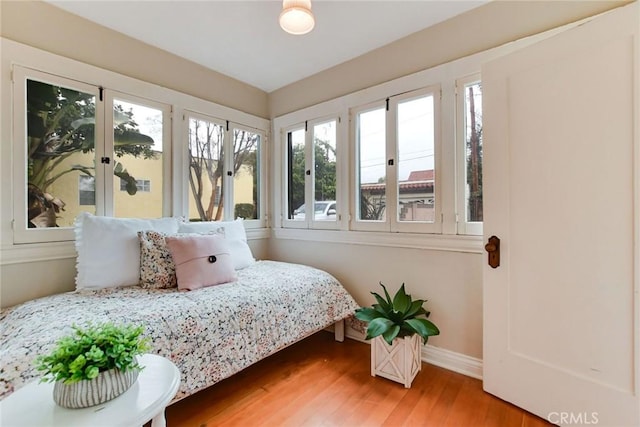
[53, 368, 139, 409]
[371, 334, 422, 388]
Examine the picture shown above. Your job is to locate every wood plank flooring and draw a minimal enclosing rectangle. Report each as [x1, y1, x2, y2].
[164, 332, 552, 427]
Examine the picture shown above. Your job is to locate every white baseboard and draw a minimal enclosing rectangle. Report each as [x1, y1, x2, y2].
[345, 328, 483, 380]
[421, 344, 483, 380]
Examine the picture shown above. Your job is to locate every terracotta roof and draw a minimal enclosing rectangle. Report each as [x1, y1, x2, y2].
[407, 170, 434, 181]
[361, 181, 433, 190]
[360, 170, 435, 193]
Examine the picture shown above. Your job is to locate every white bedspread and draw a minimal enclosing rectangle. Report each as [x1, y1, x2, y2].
[0, 261, 359, 401]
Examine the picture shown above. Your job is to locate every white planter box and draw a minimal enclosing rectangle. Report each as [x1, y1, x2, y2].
[371, 334, 422, 388]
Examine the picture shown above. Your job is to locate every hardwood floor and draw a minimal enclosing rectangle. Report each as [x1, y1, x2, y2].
[165, 332, 552, 427]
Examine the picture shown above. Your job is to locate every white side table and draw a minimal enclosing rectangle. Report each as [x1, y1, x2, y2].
[0, 354, 180, 427]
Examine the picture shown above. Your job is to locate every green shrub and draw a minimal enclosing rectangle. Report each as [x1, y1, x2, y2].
[234, 203, 256, 219]
[35, 322, 151, 384]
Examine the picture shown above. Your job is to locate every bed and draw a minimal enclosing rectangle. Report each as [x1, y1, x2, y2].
[0, 260, 359, 401]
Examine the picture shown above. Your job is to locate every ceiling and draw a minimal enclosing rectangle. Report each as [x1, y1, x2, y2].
[46, 1, 486, 93]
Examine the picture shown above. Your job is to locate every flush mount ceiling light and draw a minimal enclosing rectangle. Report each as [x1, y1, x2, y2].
[279, 0, 315, 35]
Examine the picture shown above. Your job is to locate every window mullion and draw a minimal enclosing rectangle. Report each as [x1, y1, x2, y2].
[387, 99, 399, 232]
[100, 91, 113, 217]
[304, 122, 313, 229]
[223, 122, 234, 221]
[162, 106, 173, 217]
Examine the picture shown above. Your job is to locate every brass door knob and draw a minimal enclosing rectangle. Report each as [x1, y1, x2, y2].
[485, 236, 500, 268]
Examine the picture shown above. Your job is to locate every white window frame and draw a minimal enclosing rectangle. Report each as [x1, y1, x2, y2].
[350, 100, 387, 232]
[270, 23, 570, 252]
[455, 74, 483, 236]
[12, 66, 105, 244]
[4, 39, 269, 256]
[281, 115, 343, 231]
[182, 112, 268, 228]
[105, 90, 172, 218]
[228, 121, 267, 226]
[309, 116, 342, 231]
[282, 123, 309, 230]
[182, 110, 229, 222]
[351, 86, 442, 234]
[13, 70, 174, 244]
[391, 86, 442, 234]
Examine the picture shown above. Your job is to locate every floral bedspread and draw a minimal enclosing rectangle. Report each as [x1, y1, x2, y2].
[0, 261, 359, 401]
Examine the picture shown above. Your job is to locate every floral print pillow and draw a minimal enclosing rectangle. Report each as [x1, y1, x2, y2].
[138, 229, 225, 289]
[138, 230, 178, 289]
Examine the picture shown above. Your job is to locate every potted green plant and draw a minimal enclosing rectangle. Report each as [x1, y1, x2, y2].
[355, 282, 440, 388]
[35, 322, 151, 408]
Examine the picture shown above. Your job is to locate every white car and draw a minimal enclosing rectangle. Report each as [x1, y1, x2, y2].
[293, 201, 337, 220]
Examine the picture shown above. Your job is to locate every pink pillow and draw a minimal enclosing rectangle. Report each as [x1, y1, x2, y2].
[165, 234, 237, 291]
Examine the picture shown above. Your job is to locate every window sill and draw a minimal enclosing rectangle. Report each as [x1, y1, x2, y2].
[1, 228, 272, 266]
[272, 228, 483, 254]
[246, 228, 270, 240]
[1, 241, 77, 266]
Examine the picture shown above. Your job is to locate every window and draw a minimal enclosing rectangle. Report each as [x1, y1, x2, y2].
[78, 176, 96, 206]
[8, 46, 268, 248]
[24, 78, 98, 228]
[14, 69, 102, 242]
[353, 87, 441, 233]
[274, 74, 482, 243]
[396, 94, 436, 224]
[109, 96, 168, 219]
[286, 127, 306, 222]
[186, 114, 265, 223]
[284, 118, 340, 229]
[312, 120, 337, 222]
[356, 105, 386, 223]
[231, 126, 261, 220]
[269, 31, 556, 245]
[119, 179, 150, 192]
[14, 68, 171, 243]
[187, 114, 226, 221]
[456, 75, 483, 235]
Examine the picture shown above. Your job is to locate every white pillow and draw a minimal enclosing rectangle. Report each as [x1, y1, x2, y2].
[178, 219, 255, 270]
[75, 212, 180, 290]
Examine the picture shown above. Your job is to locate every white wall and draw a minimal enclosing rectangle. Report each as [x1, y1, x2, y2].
[269, 239, 483, 358]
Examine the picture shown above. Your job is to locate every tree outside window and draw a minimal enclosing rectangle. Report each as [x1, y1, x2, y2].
[187, 118, 260, 222]
[26, 79, 156, 228]
[286, 120, 337, 223]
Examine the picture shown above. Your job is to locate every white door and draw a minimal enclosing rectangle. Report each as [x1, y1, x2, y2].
[482, 3, 639, 426]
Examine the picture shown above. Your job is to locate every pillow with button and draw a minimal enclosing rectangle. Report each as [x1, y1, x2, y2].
[165, 234, 237, 291]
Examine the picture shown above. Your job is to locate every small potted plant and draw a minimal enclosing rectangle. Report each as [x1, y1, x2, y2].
[355, 282, 439, 388]
[36, 322, 151, 408]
